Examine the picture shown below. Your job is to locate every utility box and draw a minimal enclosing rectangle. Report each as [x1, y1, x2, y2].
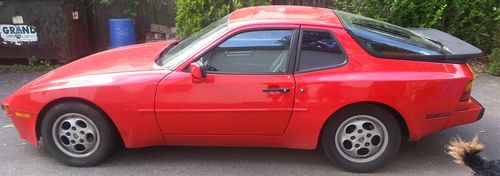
[0, 0, 90, 62]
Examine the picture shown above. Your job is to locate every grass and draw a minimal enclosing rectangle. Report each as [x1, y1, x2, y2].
[0, 57, 60, 73]
[488, 48, 500, 76]
[467, 56, 489, 75]
[0, 64, 59, 73]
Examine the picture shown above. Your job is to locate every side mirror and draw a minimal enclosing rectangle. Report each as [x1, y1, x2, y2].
[189, 61, 206, 79]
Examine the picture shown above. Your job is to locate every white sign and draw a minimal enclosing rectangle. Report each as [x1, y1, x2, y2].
[72, 11, 79, 20]
[0, 24, 38, 45]
[12, 16, 24, 24]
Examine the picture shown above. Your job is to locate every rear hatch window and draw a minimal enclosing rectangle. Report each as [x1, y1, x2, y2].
[333, 10, 482, 63]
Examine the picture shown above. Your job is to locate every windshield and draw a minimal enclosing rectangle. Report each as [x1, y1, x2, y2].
[158, 15, 229, 68]
[334, 10, 451, 56]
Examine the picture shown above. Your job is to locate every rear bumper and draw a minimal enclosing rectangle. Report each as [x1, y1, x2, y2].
[444, 97, 484, 129]
[476, 98, 485, 121]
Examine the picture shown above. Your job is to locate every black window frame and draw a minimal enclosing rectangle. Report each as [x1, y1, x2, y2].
[185, 27, 300, 75]
[294, 28, 349, 73]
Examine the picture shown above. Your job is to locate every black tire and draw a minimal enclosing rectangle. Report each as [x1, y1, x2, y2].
[322, 104, 402, 173]
[41, 102, 118, 166]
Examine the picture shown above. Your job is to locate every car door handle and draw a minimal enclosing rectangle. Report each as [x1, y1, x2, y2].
[262, 88, 290, 93]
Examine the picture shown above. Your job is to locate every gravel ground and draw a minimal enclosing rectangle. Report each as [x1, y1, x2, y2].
[0, 72, 498, 176]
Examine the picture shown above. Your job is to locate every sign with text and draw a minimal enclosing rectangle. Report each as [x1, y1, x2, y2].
[0, 24, 38, 45]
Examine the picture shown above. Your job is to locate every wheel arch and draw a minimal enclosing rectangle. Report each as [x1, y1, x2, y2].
[36, 97, 124, 146]
[319, 101, 409, 146]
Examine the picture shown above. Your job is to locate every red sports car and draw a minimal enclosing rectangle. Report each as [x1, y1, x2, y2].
[1, 6, 484, 172]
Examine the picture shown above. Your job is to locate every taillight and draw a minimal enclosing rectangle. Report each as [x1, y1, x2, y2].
[459, 80, 473, 102]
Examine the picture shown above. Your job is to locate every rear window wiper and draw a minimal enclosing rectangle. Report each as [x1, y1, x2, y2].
[425, 37, 445, 49]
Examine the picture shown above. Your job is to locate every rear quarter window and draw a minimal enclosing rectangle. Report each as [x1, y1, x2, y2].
[297, 30, 347, 72]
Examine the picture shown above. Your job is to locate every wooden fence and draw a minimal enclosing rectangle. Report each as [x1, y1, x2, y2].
[86, 0, 176, 51]
[86, 0, 331, 51]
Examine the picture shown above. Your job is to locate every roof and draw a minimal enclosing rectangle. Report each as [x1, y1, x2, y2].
[228, 5, 343, 27]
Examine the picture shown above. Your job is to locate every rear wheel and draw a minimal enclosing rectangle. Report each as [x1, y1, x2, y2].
[322, 104, 402, 172]
[41, 102, 118, 166]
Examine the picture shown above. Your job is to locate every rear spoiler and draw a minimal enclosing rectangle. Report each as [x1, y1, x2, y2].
[408, 28, 483, 63]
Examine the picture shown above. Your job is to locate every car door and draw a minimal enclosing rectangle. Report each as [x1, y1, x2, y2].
[155, 27, 299, 135]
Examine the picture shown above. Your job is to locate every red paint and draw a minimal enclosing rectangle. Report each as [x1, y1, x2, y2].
[2, 6, 483, 150]
[189, 62, 204, 79]
[155, 72, 295, 135]
[229, 5, 343, 28]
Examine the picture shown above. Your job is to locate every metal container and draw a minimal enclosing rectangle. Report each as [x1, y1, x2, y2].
[0, 0, 90, 62]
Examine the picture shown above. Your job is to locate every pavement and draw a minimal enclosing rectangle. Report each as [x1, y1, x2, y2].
[0, 72, 498, 176]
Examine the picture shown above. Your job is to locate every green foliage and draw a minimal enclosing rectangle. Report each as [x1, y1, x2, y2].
[489, 48, 500, 76]
[10, 65, 58, 72]
[27, 56, 52, 67]
[471, 66, 480, 75]
[176, 0, 271, 38]
[387, 0, 447, 29]
[445, 0, 499, 54]
[98, 0, 156, 17]
[0, 56, 56, 73]
[99, 0, 114, 5]
[28, 55, 38, 66]
[333, 0, 391, 20]
[332, 0, 500, 54]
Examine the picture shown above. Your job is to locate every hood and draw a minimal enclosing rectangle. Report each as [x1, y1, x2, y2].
[2, 41, 178, 103]
[58, 40, 177, 76]
[31, 40, 177, 84]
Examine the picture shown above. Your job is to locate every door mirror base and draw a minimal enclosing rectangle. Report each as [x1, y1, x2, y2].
[190, 61, 207, 79]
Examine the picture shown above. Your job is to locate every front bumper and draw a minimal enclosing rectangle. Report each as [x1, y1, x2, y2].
[8, 113, 38, 145]
[444, 97, 484, 129]
[2, 98, 39, 146]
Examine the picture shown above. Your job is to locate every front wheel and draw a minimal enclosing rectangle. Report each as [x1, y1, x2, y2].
[322, 104, 402, 173]
[41, 102, 118, 166]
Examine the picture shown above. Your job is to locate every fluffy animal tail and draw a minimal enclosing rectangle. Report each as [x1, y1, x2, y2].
[446, 135, 486, 169]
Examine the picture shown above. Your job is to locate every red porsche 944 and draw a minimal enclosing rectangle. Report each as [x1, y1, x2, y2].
[1, 6, 484, 172]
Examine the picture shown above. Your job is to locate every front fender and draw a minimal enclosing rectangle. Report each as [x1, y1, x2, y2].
[5, 70, 169, 148]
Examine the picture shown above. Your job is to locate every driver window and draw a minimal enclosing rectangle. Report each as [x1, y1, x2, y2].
[199, 30, 293, 74]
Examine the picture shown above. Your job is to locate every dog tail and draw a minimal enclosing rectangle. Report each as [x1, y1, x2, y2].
[446, 135, 485, 169]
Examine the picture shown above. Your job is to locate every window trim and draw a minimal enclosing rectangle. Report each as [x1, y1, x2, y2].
[184, 28, 300, 75]
[294, 28, 349, 73]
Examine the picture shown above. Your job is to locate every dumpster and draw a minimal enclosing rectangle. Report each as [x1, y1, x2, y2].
[0, 0, 91, 63]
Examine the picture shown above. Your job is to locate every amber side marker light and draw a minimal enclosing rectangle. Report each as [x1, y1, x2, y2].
[460, 80, 474, 102]
[14, 112, 32, 118]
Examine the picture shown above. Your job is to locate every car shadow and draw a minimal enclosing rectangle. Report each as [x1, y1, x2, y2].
[21, 112, 495, 175]
[42, 131, 470, 175]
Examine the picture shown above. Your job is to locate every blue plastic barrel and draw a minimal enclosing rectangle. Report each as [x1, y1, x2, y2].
[109, 19, 136, 48]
